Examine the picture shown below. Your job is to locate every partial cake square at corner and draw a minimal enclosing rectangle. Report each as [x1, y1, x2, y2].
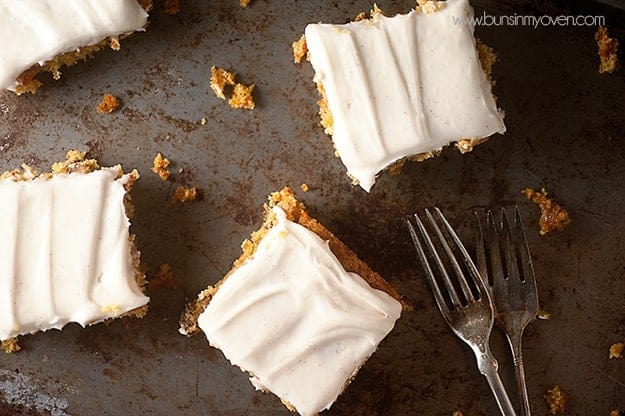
[179, 187, 403, 416]
[0, 151, 149, 352]
[0, 0, 152, 95]
[303, 0, 506, 192]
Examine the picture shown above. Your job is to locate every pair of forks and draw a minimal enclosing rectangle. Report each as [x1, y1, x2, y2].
[407, 208, 538, 416]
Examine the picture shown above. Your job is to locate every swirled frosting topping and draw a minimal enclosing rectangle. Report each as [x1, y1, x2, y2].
[0, 0, 148, 91]
[305, 0, 506, 192]
[0, 169, 149, 341]
[198, 206, 402, 416]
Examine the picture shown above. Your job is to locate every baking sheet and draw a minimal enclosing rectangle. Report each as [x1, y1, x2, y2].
[0, 0, 624, 414]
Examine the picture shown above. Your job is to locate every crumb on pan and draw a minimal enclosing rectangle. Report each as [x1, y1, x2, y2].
[229, 83, 255, 110]
[300, 183, 310, 192]
[164, 0, 181, 15]
[240, 0, 252, 7]
[172, 186, 198, 203]
[97, 94, 120, 114]
[292, 34, 308, 64]
[150, 263, 177, 289]
[537, 308, 552, 320]
[2, 338, 21, 354]
[152, 152, 171, 181]
[610, 411, 620, 416]
[545, 385, 568, 414]
[522, 188, 571, 235]
[596, 26, 619, 74]
[452, 412, 463, 416]
[610, 342, 624, 359]
[210, 66, 237, 100]
[200, 117, 207, 125]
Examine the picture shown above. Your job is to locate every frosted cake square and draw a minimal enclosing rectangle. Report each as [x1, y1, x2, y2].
[0, 0, 151, 94]
[304, 0, 506, 191]
[180, 187, 402, 416]
[0, 152, 148, 350]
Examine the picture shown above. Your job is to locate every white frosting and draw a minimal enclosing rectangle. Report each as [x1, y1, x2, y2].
[0, 0, 148, 91]
[305, 0, 506, 192]
[198, 206, 402, 416]
[0, 169, 149, 341]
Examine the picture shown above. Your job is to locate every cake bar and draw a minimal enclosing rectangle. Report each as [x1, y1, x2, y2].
[0, 0, 151, 94]
[304, 0, 506, 191]
[180, 187, 402, 416]
[0, 152, 148, 345]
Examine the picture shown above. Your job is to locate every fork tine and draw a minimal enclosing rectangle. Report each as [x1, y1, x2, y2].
[514, 206, 536, 287]
[486, 210, 505, 285]
[411, 212, 463, 309]
[406, 217, 455, 312]
[474, 211, 490, 287]
[428, 208, 479, 304]
[501, 208, 521, 282]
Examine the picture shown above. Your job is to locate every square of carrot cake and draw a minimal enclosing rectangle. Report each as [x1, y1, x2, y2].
[0, 0, 151, 94]
[180, 187, 402, 416]
[0, 151, 148, 347]
[303, 0, 505, 191]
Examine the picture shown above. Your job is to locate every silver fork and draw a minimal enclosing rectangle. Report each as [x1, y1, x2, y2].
[475, 208, 539, 416]
[407, 208, 517, 416]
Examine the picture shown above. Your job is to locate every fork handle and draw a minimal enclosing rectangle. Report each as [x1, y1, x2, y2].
[508, 334, 531, 416]
[477, 349, 518, 416]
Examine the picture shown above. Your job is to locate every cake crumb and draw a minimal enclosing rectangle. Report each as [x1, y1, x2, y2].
[452, 412, 463, 416]
[610, 411, 620, 416]
[316, 82, 334, 135]
[240, 0, 252, 7]
[1, 338, 21, 353]
[354, 12, 367, 21]
[544, 385, 568, 414]
[210, 66, 237, 99]
[596, 26, 619, 74]
[150, 263, 177, 289]
[293, 35, 308, 64]
[96, 94, 120, 114]
[537, 308, 552, 320]
[229, 83, 255, 110]
[416, 0, 443, 14]
[300, 183, 310, 192]
[522, 188, 571, 235]
[609, 342, 624, 359]
[172, 186, 198, 203]
[152, 152, 171, 181]
[200, 117, 207, 125]
[164, 0, 181, 15]
[109, 37, 121, 51]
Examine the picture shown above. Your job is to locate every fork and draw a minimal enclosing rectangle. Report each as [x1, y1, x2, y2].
[475, 208, 539, 416]
[407, 208, 517, 416]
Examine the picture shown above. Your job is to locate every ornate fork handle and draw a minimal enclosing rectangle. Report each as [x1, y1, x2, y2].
[474, 344, 518, 416]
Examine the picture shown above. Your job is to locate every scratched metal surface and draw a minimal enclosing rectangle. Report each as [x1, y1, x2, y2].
[0, 0, 624, 415]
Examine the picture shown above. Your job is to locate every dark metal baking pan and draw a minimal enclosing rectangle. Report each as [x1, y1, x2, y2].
[0, 0, 623, 414]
